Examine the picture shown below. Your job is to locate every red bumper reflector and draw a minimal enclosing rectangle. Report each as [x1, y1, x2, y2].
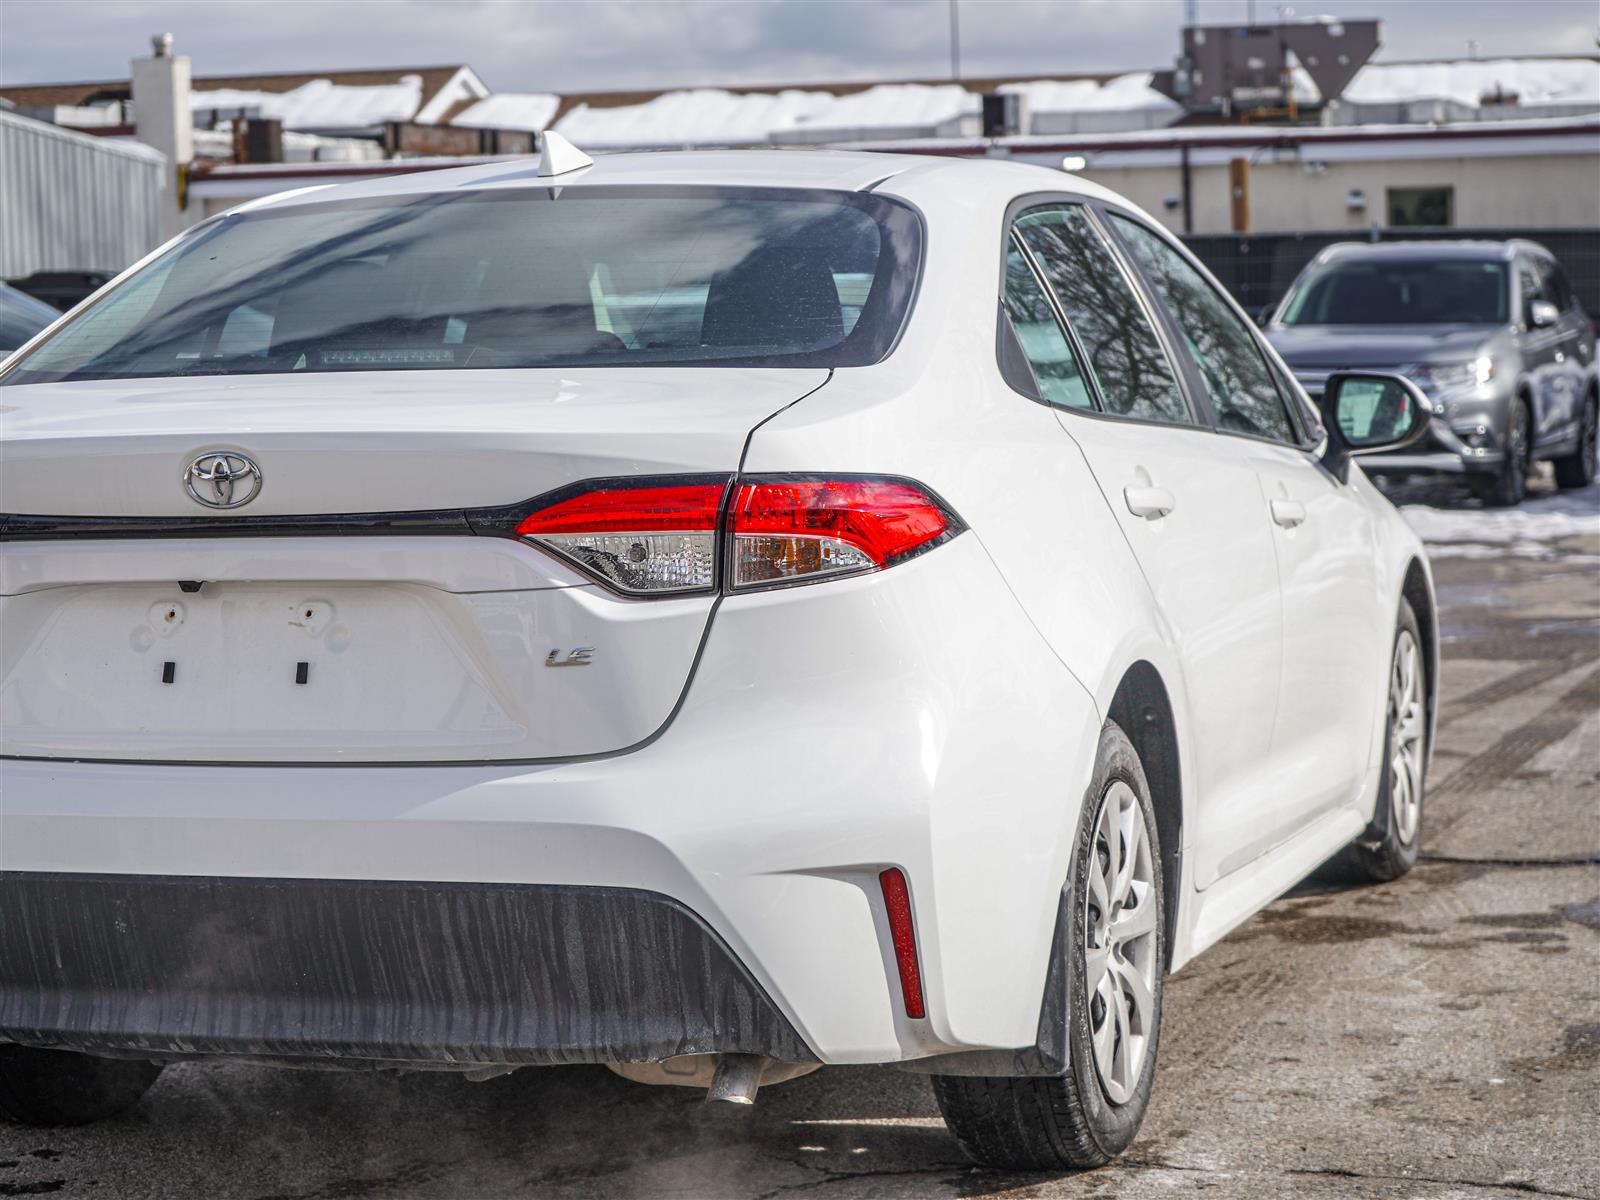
[879, 867, 926, 1019]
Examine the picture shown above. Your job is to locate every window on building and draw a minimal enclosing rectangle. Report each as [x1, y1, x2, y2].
[1386, 187, 1453, 228]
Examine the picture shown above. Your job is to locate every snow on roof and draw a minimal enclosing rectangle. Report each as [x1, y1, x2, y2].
[450, 92, 561, 132]
[1000, 72, 1179, 114]
[786, 83, 977, 137]
[191, 75, 424, 130]
[555, 88, 834, 147]
[1345, 59, 1600, 109]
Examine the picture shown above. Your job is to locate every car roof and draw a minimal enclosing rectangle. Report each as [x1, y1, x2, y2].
[1315, 239, 1542, 264]
[226, 147, 1119, 214]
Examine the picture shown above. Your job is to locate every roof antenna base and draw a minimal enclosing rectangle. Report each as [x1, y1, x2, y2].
[538, 131, 593, 178]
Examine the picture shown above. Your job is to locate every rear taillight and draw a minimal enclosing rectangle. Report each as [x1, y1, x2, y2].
[515, 478, 727, 595]
[728, 477, 956, 590]
[510, 474, 959, 596]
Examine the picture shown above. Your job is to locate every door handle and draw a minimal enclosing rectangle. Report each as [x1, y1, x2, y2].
[1124, 485, 1176, 520]
[1271, 498, 1307, 528]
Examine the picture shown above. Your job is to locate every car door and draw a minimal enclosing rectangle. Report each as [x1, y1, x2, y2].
[1008, 201, 1284, 892]
[1536, 254, 1592, 445]
[1104, 210, 1383, 858]
[1516, 253, 1570, 451]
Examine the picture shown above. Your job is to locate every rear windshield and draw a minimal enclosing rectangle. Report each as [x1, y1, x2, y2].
[3, 186, 921, 385]
[1278, 258, 1508, 326]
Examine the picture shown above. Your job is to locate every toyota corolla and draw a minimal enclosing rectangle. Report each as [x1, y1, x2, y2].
[0, 141, 1436, 1170]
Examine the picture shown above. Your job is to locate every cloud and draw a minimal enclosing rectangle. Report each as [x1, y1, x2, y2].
[1, 0, 1595, 93]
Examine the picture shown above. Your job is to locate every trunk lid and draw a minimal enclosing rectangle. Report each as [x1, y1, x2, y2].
[0, 368, 826, 763]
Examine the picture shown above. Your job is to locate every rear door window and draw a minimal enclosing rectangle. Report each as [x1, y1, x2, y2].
[1109, 213, 1296, 443]
[1013, 205, 1190, 425]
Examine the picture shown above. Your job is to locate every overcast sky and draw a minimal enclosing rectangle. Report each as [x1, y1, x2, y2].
[2, 0, 1597, 92]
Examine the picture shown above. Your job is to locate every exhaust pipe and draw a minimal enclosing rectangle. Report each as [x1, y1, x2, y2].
[706, 1053, 772, 1105]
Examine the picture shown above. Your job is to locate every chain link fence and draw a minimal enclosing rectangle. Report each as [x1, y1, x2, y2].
[1182, 227, 1600, 319]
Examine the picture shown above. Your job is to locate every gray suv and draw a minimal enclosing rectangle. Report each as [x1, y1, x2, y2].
[1266, 241, 1597, 505]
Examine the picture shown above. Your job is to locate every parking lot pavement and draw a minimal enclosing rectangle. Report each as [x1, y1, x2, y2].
[2, 481, 1597, 1200]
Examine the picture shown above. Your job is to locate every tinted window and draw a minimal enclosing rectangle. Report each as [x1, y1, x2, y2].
[5, 188, 921, 385]
[1112, 215, 1294, 443]
[1002, 242, 1094, 410]
[1539, 259, 1576, 312]
[1015, 206, 1188, 424]
[0, 285, 56, 352]
[1279, 259, 1508, 326]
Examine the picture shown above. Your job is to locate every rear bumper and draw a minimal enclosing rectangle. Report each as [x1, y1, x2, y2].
[0, 537, 1101, 1068]
[0, 873, 812, 1067]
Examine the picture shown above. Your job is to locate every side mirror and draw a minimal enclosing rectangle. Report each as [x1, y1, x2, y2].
[1529, 298, 1560, 328]
[1317, 371, 1431, 483]
[1255, 303, 1276, 327]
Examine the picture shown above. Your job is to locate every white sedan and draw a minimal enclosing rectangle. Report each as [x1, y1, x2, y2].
[0, 139, 1435, 1170]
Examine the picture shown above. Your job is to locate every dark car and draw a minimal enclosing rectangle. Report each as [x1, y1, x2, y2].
[0, 282, 57, 354]
[1266, 241, 1597, 505]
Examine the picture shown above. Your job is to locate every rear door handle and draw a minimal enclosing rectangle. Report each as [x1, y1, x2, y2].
[1271, 498, 1307, 528]
[1124, 485, 1176, 520]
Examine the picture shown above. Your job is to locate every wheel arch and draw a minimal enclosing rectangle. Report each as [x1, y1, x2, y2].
[1400, 556, 1439, 771]
[1107, 661, 1183, 973]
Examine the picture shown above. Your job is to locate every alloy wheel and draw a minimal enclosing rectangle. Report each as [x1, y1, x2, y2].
[1388, 629, 1425, 846]
[1083, 780, 1158, 1105]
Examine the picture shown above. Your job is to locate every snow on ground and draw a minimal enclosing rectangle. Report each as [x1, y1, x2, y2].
[1398, 476, 1600, 560]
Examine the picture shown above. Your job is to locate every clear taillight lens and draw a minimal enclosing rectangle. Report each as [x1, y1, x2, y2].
[728, 477, 958, 590]
[515, 479, 727, 595]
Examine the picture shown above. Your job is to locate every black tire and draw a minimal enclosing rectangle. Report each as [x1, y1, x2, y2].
[1472, 398, 1531, 507]
[1552, 390, 1597, 490]
[1343, 600, 1427, 884]
[933, 721, 1164, 1170]
[0, 1046, 164, 1126]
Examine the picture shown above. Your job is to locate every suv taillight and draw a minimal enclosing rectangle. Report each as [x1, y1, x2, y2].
[512, 474, 960, 596]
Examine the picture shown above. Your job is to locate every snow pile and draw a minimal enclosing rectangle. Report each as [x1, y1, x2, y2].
[451, 92, 561, 132]
[1001, 72, 1178, 114]
[556, 87, 833, 147]
[777, 83, 978, 142]
[1401, 481, 1600, 559]
[191, 75, 424, 131]
[1345, 59, 1600, 110]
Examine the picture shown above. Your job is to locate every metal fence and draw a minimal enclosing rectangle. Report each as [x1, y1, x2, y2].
[1183, 227, 1600, 318]
[0, 107, 166, 279]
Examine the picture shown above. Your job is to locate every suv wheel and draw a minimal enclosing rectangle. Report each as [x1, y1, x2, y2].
[932, 721, 1164, 1169]
[0, 1046, 164, 1126]
[1473, 398, 1532, 507]
[1552, 391, 1598, 490]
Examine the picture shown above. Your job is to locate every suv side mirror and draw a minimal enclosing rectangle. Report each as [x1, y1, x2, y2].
[1318, 371, 1431, 483]
[1529, 299, 1560, 328]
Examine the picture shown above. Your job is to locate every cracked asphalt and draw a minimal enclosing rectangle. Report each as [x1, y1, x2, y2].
[1, 482, 1596, 1200]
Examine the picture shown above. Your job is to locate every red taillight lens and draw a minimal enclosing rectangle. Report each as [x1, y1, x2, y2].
[508, 474, 959, 596]
[879, 867, 926, 1019]
[515, 478, 726, 595]
[728, 477, 955, 589]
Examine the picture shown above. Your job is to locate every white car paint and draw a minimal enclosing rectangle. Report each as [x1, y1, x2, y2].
[0, 150, 1432, 1071]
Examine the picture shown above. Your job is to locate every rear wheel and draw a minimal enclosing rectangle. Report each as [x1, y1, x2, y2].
[933, 721, 1163, 1169]
[1552, 391, 1597, 490]
[1343, 601, 1426, 883]
[0, 1046, 163, 1126]
[1472, 398, 1531, 507]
